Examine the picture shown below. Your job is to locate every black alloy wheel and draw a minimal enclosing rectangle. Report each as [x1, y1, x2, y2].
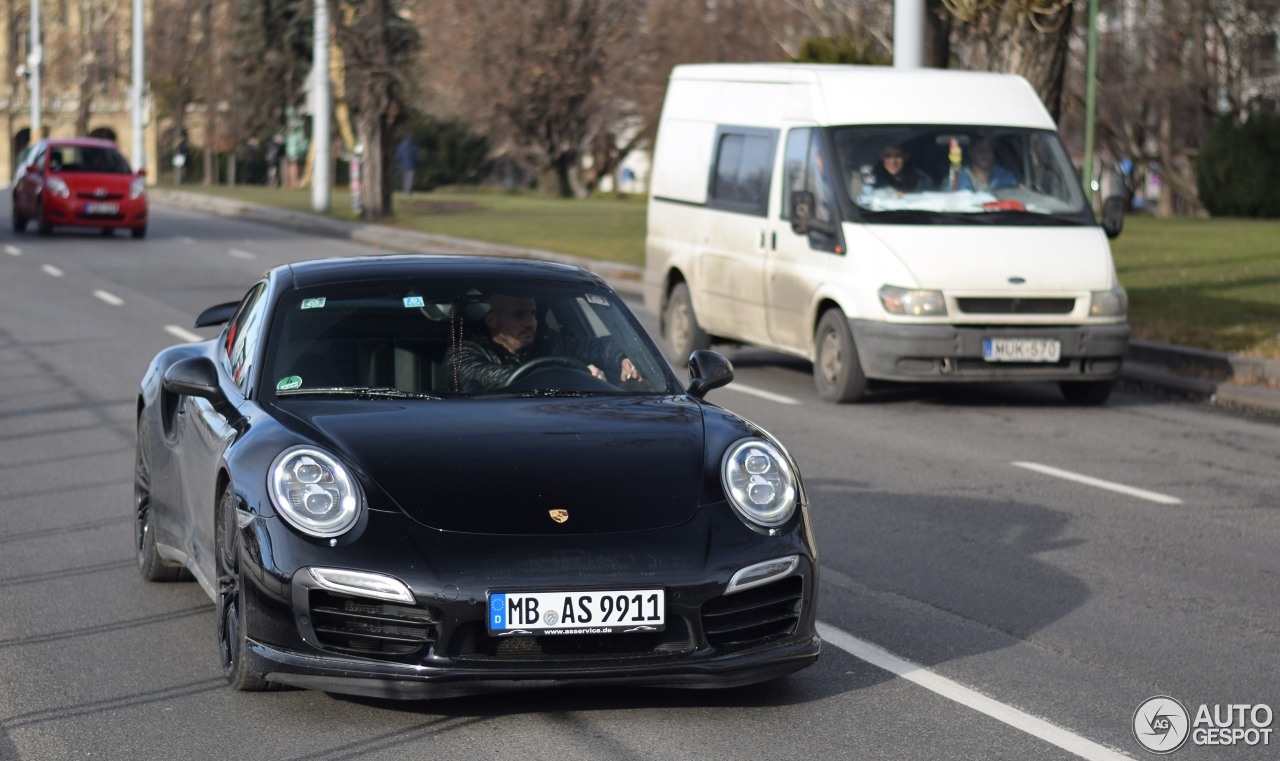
[135, 419, 190, 582]
[216, 487, 278, 692]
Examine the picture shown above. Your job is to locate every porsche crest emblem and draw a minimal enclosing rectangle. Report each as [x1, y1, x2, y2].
[548, 509, 569, 524]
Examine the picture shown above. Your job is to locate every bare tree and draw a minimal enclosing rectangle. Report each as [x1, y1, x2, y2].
[331, 0, 419, 219]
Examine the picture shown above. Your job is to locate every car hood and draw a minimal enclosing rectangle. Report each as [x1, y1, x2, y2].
[58, 172, 137, 194]
[275, 396, 706, 535]
[859, 225, 1113, 292]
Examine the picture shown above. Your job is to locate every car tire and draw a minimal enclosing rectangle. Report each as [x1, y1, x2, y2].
[813, 309, 869, 403]
[663, 282, 710, 365]
[12, 199, 27, 233]
[135, 419, 192, 582]
[101, 227, 114, 237]
[35, 197, 53, 235]
[216, 487, 279, 692]
[1059, 380, 1113, 406]
[131, 225, 147, 240]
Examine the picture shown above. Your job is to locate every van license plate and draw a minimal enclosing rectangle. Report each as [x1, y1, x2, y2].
[983, 338, 1061, 363]
[84, 202, 119, 215]
[488, 589, 665, 634]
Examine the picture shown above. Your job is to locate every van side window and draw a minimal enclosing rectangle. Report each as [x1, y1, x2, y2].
[707, 127, 776, 217]
[782, 128, 840, 251]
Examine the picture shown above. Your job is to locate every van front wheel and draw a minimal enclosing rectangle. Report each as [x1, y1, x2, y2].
[664, 282, 710, 364]
[814, 310, 868, 403]
[1059, 380, 1113, 405]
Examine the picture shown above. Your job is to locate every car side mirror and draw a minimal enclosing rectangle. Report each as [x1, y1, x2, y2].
[162, 356, 223, 402]
[194, 301, 240, 328]
[1101, 195, 1125, 239]
[790, 191, 815, 235]
[687, 350, 734, 399]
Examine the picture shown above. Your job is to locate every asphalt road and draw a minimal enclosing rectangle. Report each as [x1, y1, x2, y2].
[1, 200, 1277, 761]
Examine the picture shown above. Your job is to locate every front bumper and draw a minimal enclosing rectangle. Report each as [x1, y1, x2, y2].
[851, 319, 1130, 382]
[236, 506, 820, 699]
[44, 193, 147, 228]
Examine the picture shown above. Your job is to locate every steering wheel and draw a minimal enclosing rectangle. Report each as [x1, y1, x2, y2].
[506, 356, 593, 384]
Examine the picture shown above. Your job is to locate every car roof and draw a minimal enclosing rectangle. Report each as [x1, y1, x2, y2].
[42, 137, 120, 149]
[276, 255, 607, 291]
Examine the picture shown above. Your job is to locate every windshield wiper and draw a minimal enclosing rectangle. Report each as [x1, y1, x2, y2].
[277, 386, 443, 400]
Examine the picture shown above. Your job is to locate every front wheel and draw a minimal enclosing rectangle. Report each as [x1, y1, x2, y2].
[12, 199, 27, 232]
[216, 487, 278, 692]
[813, 310, 868, 403]
[1059, 380, 1113, 406]
[35, 199, 52, 235]
[663, 282, 710, 364]
[131, 225, 147, 239]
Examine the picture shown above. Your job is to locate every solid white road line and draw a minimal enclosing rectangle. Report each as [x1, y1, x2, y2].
[41, 264, 64, 277]
[723, 383, 800, 406]
[1012, 461, 1182, 505]
[816, 622, 1132, 761]
[228, 248, 257, 260]
[93, 290, 124, 306]
[4, 245, 20, 256]
[164, 325, 204, 343]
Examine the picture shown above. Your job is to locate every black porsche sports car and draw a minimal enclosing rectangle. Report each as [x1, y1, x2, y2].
[135, 255, 819, 699]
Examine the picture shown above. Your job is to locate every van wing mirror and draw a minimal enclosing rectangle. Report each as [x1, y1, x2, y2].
[790, 191, 815, 235]
[1101, 195, 1125, 239]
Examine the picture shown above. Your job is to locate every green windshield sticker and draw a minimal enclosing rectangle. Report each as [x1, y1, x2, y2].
[277, 375, 303, 391]
[301, 297, 326, 310]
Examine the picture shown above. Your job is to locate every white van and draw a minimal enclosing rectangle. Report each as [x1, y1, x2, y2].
[643, 64, 1129, 404]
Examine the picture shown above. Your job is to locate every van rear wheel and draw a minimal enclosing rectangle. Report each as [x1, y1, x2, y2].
[814, 310, 868, 403]
[663, 282, 710, 364]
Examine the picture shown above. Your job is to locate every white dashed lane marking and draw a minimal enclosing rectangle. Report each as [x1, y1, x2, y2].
[228, 248, 258, 260]
[41, 264, 64, 277]
[723, 383, 800, 406]
[4, 245, 20, 256]
[164, 325, 205, 343]
[817, 622, 1131, 761]
[93, 290, 124, 306]
[1012, 461, 1182, 505]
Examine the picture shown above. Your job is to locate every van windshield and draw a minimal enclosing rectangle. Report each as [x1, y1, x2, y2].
[830, 126, 1091, 224]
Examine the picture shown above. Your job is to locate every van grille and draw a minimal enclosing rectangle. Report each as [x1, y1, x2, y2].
[308, 590, 438, 658]
[957, 298, 1075, 315]
[702, 576, 803, 649]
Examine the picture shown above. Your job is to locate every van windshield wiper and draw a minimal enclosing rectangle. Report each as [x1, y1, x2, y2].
[277, 386, 443, 400]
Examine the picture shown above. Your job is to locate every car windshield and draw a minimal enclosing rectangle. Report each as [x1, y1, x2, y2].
[49, 145, 133, 174]
[262, 276, 680, 399]
[830, 125, 1090, 223]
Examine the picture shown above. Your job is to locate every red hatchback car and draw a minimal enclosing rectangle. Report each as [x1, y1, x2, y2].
[12, 138, 148, 238]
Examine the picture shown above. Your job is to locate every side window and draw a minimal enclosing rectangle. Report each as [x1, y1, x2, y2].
[223, 284, 268, 396]
[781, 128, 837, 225]
[707, 127, 776, 217]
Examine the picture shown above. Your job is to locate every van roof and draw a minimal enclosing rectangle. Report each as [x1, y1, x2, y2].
[667, 64, 1056, 130]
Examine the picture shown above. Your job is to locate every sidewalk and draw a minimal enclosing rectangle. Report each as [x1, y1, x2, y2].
[151, 188, 1280, 416]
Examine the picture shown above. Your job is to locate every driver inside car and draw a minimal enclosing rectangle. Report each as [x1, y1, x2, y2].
[447, 293, 642, 391]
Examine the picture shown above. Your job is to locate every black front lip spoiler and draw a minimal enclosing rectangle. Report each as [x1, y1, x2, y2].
[248, 636, 822, 700]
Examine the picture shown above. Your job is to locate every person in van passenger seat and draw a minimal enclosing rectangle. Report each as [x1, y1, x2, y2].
[871, 144, 929, 193]
[446, 294, 642, 392]
[954, 138, 1018, 192]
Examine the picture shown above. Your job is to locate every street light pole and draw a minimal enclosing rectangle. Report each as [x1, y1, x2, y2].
[893, 0, 925, 69]
[1082, 0, 1099, 203]
[132, 0, 146, 169]
[29, 0, 42, 136]
[311, 0, 331, 213]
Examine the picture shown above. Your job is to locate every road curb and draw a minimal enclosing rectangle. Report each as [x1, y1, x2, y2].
[151, 188, 1280, 415]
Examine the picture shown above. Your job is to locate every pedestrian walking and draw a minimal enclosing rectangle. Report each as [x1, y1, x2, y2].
[395, 137, 420, 195]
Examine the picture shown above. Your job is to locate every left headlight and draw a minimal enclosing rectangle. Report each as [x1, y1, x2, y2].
[1089, 285, 1127, 317]
[721, 438, 798, 528]
[269, 446, 362, 537]
[46, 177, 70, 198]
[129, 176, 146, 200]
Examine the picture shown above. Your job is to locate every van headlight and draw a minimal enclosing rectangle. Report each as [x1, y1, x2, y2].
[879, 285, 947, 316]
[269, 446, 362, 537]
[721, 438, 798, 528]
[1089, 286, 1127, 317]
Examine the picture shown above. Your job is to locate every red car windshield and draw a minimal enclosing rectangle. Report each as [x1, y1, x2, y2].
[48, 145, 133, 175]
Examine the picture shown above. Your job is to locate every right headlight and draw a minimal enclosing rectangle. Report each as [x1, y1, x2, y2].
[879, 285, 947, 316]
[1089, 285, 1127, 317]
[269, 446, 362, 538]
[721, 438, 798, 528]
[46, 177, 70, 198]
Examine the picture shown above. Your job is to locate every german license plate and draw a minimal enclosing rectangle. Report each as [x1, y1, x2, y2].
[983, 338, 1061, 362]
[84, 202, 119, 215]
[488, 589, 665, 635]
